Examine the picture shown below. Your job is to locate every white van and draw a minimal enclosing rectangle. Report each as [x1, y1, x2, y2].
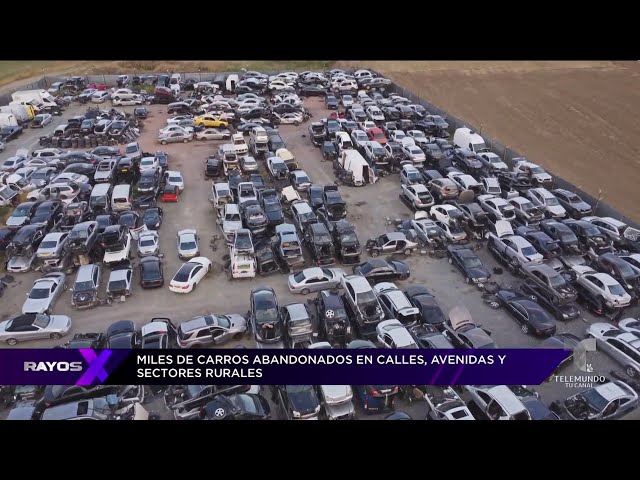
[453, 127, 489, 154]
[338, 150, 376, 186]
[169, 74, 182, 95]
[232, 133, 249, 155]
[335, 131, 354, 154]
[111, 184, 132, 212]
[90, 183, 113, 213]
[226, 74, 239, 93]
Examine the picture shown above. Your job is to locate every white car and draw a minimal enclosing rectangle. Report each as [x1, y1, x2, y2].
[359, 120, 377, 131]
[137, 231, 160, 257]
[165, 170, 184, 191]
[448, 172, 482, 193]
[22, 273, 67, 314]
[32, 113, 53, 128]
[169, 257, 212, 293]
[376, 319, 418, 349]
[619, 318, 640, 336]
[287, 267, 345, 294]
[407, 130, 430, 147]
[366, 106, 385, 122]
[274, 112, 304, 125]
[138, 156, 160, 174]
[526, 188, 566, 218]
[402, 145, 426, 165]
[91, 91, 110, 103]
[400, 183, 434, 210]
[51, 172, 90, 186]
[341, 95, 354, 108]
[177, 229, 199, 259]
[218, 203, 243, 243]
[487, 220, 544, 269]
[389, 130, 407, 143]
[196, 128, 231, 141]
[350, 129, 369, 149]
[478, 152, 509, 172]
[570, 265, 632, 308]
[240, 155, 259, 173]
[477, 194, 517, 222]
[159, 125, 194, 137]
[513, 160, 553, 186]
[166, 115, 193, 125]
[269, 80, 295, 91]
[430, 204, 465, 226]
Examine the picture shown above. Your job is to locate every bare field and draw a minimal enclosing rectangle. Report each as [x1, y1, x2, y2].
[340, 61, 640, 223]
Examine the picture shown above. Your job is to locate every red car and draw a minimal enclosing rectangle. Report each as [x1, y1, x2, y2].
[161, 185, 180, 202]
[86, 83, 107, 91]
[367, 127, 387, 145]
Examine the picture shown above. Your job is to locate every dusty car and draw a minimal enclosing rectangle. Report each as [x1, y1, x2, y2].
[447, 245, 491, 287]
[137, 230, 160, 257]
[329, 219, 361, 265]
[353, 258, 410, 283]
[443, 306, 496, 349]
[64, 221, 98, 257]
[487, 220, 544, 273]
[106, 261, 134, 300]
[274, 223, 305, 270]
[586, 323, 640, 378]
[551, 381, 638, 420]
[177, 313, 247, 348]
[365, 232, 418, 257]
[521, 263, 577, 304]
[464, 385, 531, 420]
[288, 267, 345, 295]
[0, 313, 72, 346]
[22, 272, 67, 315]
[304, 222, 336, 266]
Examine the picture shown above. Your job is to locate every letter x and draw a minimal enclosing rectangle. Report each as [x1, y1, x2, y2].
[76, 349, 112, 386]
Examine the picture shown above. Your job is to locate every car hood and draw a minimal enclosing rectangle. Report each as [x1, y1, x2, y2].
[223, 220, 242, 233]
[228, 314, 247, 329]
[524, 252, 545, 263]
[547, 205, 566, 216]
[321, 385, 352, 404]
[288, 389, 319, 414]
[7, 255, 34, 269]
[467, 266, 490, 279]
[6, 216, 28, 227]
[533, 172, 553, 182]
[49, 315, 71, 330]
[22, 297, 52, 314]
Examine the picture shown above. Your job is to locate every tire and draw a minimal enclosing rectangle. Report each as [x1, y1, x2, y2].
[6, 338, 17, 346]
[401, 274, 409, 280]
[510, 258, 520, 273]
[301, 288, 310, 295]
[161, 140, 167, 145]
[200, 137, 206, 141]
[294, 120, 300, 126]
[626, 366, 638, 378]
[192, 283, 197, 291]
[521, 323, 529, 334]
[448, 257, 453, 264]
[371, 250, 379, 257]
[403, 249, 412, 256]
[183, 138, 188, 143]
[465, 277, 471, 284]
[50, 333, 62, 340]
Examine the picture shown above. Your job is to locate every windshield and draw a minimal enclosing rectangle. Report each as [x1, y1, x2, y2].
[74, 281, 94, 292]
[473, 142, 486, 151]
[549, 275, 567, 287]
[181, 241, 197, 250]
[125, 145, 138, 154]
[33, 314, 50, 329]
[29, 287, 51, 299]
[109, 280, 128, 291]
[521, 202, 535, 211]
[580, 389, 609, 412]
[169, 176, 182, 183]
[13, 205, 31, 217]
[521, 246, 538, 257]
[463, 256, 483, 268]
[617, 263, 636, 279]
[69, 229, 88, 241]
[531, 167, 546, 174]
[559, 232, 577, 243]
[356, 290, 377, 304]
[256, 306, 278, 324]
[39, 240, 59, 249]
[608, 283, 627, 296]
[372, 146, 385, 156]
[139, 238, 156, 247]
[91, 196, 107, 207]
[32, 171, 49, 180]
[545, 197, 559, 206]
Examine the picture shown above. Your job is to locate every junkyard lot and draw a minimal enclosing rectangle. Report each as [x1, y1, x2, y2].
[1, 96, 640, 420]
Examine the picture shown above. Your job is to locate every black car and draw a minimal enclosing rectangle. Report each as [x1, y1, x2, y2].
[304, 222, 336, 266]
[139, 256, 164, 288]
[142, 207, 163, 230]
[322, 141, 337, 161]
[329, 219, 361, 265]
[30, 200, 63, 229]
[353, 259, 410, 282]
[63, 163, 96, 181]
[563, 219, 612, 252]
[314, 290, 352, 346]
[404, 285, 448, 328]
[272, 385, 321, 420]
[250, 287, 283, 344]
[249, 174, 266, 192]
[299, 85, 327, 97]
[80, 118, 96, 135]
[116, 157, 136, 182]
[515, 227, 562, 260]
[60, 152, 101, 166]
[325, 119, 341, 139]
[107, 120, 129, 137]
[520, 281, 581, 321]
[64, 221, 98, 256]
[325, 95, 338, 110]
[0, 228, 16, 252]
[322, 186, 346, 220]
[7, 224, 45, 257]
[91, 146, 120, 158]
[448, 148, 483, 176]
[5, 201, 40, 230]
[61, 332, 105, 349]
[540, 220, 581, 254]
[137, 169, 161, 195]
[0, 125, 24, 142]
[134, 107, 149, 119]
[308, 184, 324, 209]
[167, 102, 191, 115]
[105, 320, 138, 349]
[272, 103, 302, 115]
[118, 210, 142, 230]
[200, 394, 271, 420]
[258, 189, 284, 226]
[95, 214, 117, 236]
[240, 200, 269, 235]
[268, 132, 286, 152]
[57, 202, 93, 231]
[408, 324, 455, 349]
[493, 289, 557, 336]
[205, 156, 223, 178]
[155, 151, 169, 172]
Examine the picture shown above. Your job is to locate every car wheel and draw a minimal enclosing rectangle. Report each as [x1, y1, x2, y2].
[401, 274, 409, 280]
[510, 258, 520, 272]
[301, 288, 310, 295]
[50, 332, 62, 340]
[6, 338, 17, 346]
[403, 249, 412, 256]
[294, 120, 300, 126]
[183, 138, 188, 143]
[371, 250, 379, 257]
[521, 323, 530, 334]
[161, 140, 167, 145]
[192, 283, 197, 291]
[207, 264, 211, 273]
[465, 276, 471, 284]
[200, 136, 206, 141]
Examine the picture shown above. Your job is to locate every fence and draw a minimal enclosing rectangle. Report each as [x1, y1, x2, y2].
[1, 70, 637, 229]
[380, 76, 639, 230]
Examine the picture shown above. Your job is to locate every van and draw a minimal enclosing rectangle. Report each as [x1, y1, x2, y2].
[338, 150, 376, 187]
[231, 133, 249, 155]
[111, 184, 132, 212]
[226, 74, 239, 93]
[169, 74, 182, 95]
[90, 183, 112, 213]
[453, 127, 489, 154]
[335, 131, 353, 154]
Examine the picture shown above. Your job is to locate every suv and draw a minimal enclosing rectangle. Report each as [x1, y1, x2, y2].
[291, 201, 317, 235]
[373, 283, 421, 326]
[304, 222, 336, 266]
[71, 264, 101, 309]
[341, 274, 385, 338]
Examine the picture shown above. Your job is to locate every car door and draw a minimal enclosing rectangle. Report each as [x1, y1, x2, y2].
[510, 302, 527, 326]
[22, 323, 43, 341]
[211, 327, 227, 345]
[382, 240, 396, 254]
[92, 267, 100, 290]
[190, 264, 204, 285]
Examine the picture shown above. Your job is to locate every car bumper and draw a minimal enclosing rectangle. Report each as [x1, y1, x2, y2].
[169, 283, 193, 293]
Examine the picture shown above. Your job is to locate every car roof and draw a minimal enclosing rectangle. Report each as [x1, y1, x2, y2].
[76, 264, 97, 280]
[285, 303, 309, 321]
[346, 275, 373, 293]
[594, 382, 630, 402]
[485, 386, 527, 414]
[384, 232, 407, 241]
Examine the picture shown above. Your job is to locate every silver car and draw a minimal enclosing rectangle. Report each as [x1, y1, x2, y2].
[176, 314, 247, 348]
[159, 131, 192, 145]
[587, 323, 640, 378]
[177, 229, 199, 259]
[107, 265, 133, 299]
[288, 267, 345, 294]
[22, 272, 67, 315]
[138, 231, 160, 257]
[570, 265, 632, 308]
[37, 232, 69, 259]
[0, 313, 72, 346]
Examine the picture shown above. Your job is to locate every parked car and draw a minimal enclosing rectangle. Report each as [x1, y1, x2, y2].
[353, 258, 410, 283]
[0, 313, 72, 346]
[22, 273, 67, 315]
[177, 313, 247, 348]
[492, 288, 557, 336]
[551, 381, 638, 420]
[446, 245, 491, 286]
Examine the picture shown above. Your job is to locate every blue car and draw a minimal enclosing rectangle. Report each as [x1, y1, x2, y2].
[353, 385, 399, 414]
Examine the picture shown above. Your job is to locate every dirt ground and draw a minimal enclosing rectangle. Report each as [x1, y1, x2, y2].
[338, 61, 640, 223]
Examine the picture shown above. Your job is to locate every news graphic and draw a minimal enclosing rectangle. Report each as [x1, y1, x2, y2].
[1, 60, 640, 422]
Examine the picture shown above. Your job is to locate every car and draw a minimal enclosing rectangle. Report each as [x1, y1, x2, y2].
[539, 219, 583, 254]
[353, 258, 410, 283]
[520, 281, 581, 321]
[0, 313, 72, 346]
[464, 385, 531, 420]
[169, 257, 212, 294]
[29, 167, 57, 189]
[508, 196, 545, 224]
[164, 170, 184, 192]
[272, 384, 321, 420]
[0, 125, 24, 142]
[36, 231, 68, 261]
[104, 320, 138, 349]
[477, 194, 516, 222]
[137, 230, 160, 257]
[240, 200, 269, 235]
[250, 287, 284, 346]
[515, 227, 562, 260]
[492, 288, 557, 336]
[521, 263, 578, 303]
[477, 152, 509, 173]
[487, 220, 544, 273]
[583, 216, 640, 249]
[375, 319, 418, 348]
[551, 189, 593, 218]
[106, 261, 134, 299]
[563, 219, 612, 252]
[138, 255, 164, 290]
[1, 155, 27, 172]
[569, 264, 632, 310]
[448, 172, 483, 195]
[158, 130, 192, 144]
[444, 306, 496, 349]
[117, 210, 143, 231]
[5, 201, 41, 229]
[402, 144, 426, 165]
[591, 253, 640, 298]
[61, 332, 105, 349]
[399, 165, 424, 186]
[30, 200, 63, 229]
[373, 283, 421, 326]
[287, 267, 345, 295]
[447, 245, 491, 286]
[31, 114, 53, 128]
[193, 114, 229, 128]
[196, 127, 232, 141]
[365, 232, 418, 257]
[620, 254, 640, 277]
[22, 273, 67, 315]
[513, 159, 553, 188]
[341, 94, 354, 108]
[551, 381, 638, 420]
[136, 169, 162, 196]
[176, 229, 200, 259]
[291, 200, 317, 235]
[177, 313, 247, 348]
[142, 207, 163, 231]
[199, 394, 271, 420]
[134, 106, 149, 119]
[586, 323, 640, 378]
[325, 95, 339, 110]
[526, 188, 567, 219]
[140, 319, 178, 349]
[139, 156, 160, 174]
[397, 184, 435, 212]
